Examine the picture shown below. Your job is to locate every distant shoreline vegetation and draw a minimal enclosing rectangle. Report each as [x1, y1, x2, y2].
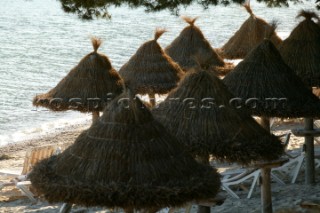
[58, 0, 320, 20]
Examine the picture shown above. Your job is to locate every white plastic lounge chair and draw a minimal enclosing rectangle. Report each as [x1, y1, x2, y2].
[312, 120, 320, 146]
[270, 132, 308, 184]
[316, 158, 320, 168]
[221, 168, 260, 199]
[59, 203, 73, 213]
[272, 144, 320, 184]
[219, 133, 291, 199]
[270, 132, 304, 184]
[221, 165, 289, 199]
[279, 133, 291, 151]
[0, 145, 60, 203]
[271, 150, 305, 184]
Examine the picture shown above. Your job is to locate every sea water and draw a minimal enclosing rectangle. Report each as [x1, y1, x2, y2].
[0, 0, 316, 146]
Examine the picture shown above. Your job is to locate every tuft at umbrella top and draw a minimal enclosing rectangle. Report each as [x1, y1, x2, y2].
[33, 37, 124, 112]
[217, 3, 282, 60]
[279, 10, 320, 87]
[165, 16, 233, 75]
[119, 29, 184, 95]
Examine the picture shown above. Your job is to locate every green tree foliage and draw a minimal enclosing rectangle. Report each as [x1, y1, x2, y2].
[58, 0, 315, 20]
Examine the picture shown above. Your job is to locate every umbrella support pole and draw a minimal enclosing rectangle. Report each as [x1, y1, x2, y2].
[196, 155, 211, 213]
[124, 208, 134, 213]
[92, 111, 100, 123]
[253, 158, 287, 213]
[149, 94, 156, 107]
[304, 118, 315, 185]
[260, 117, 270, 132]
[260, 168, 272, 213]
[139, 207, 161, 213]
[259, 117, 274, 213]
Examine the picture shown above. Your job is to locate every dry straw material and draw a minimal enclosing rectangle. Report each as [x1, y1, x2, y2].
[165, 17, 233, 75]
[152, 68, 284, 164]
[119, 29, 184, 96]
[223, 34, 320, 118]
[33, 37, 124, 112]
[279, 10, 320, 87]
[217, 3, 282, 59]
[29, 91, 221, 210]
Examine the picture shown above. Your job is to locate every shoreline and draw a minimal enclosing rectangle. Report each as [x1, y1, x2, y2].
[0, 122, 89, 159]
[0, 113, 92, 148]
[0, 117, 305, 157]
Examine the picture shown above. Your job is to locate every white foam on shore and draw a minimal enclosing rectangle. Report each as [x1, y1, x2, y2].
[0, 115, 91, 147]
[278, 32, 290, 40]
[0, 95, 166, 148]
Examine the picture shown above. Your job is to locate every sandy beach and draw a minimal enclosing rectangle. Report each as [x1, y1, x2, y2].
[1, 119, 320, 213]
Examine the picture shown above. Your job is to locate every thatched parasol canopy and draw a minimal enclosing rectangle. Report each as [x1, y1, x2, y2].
[223, 35, 320, 118]
[119, 29, 184, 96]
[152, 68, 284, 164]
[217, 3, 282, 59]
[279, 10, 320, 87]
[165, 17, 233, 75]
[29, 91, 221, 209]
[33, 38, 124, 112]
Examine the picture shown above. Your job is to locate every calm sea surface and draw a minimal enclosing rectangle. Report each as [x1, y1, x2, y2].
[0, 0, 316, 146]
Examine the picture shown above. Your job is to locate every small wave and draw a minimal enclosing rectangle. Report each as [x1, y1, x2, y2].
[0, 115, 91, 147]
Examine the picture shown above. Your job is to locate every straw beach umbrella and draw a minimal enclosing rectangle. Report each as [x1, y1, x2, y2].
[33, 38, 123, 122]
[165, 17, 234, 75]
[279, 10, 320, 87]
[152, 67, 284, 213]
[223, 33, 320, 120]
[152, 68, 284, 165]
[223, 27, 320, 212]
[279, 10, 320, 185]
[217, 3, 282, 59]
[119, 29, 184, 106]
[29, 91, 221, 212]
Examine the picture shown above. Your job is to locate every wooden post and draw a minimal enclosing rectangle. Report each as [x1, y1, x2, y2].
[141, 207, 160, 213]
[260, 117, 270, 132]
[253, 159, 287, 213]
[196, 154, 211, 213]
[124, 208, 134, 213]
[260, 168, 272, 213]
[92, 111, 100, 123]
[259, 117, 272, 212]
[304, 118, 315, 184]
[149, 93, 156, 107]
